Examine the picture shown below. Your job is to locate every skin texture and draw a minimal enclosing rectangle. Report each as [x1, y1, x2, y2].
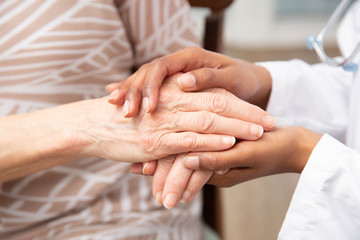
[188, 126, 322, 187]
[107, 46, 273, 116]
[113, 47, 322, 209]
[0, 74, 272, 183]
[107, 47, 275, 209]
[132, 126, 321, 207]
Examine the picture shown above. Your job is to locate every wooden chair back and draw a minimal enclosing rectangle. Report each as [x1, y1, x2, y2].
[188, 0, 234, 236]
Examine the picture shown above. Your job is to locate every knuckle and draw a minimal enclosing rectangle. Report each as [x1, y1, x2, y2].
[141, 133, 163, 155]
[138, 62, 150, 72]
[240, 106, 250, 121]
[151, 58, 167, 74]
[142, 82, 155, 92]
[151, 58, 163, 66]
[168, 175, 185, 188]
[181, 134, 197, 150]
[183, 46, 204, 59]
[158, 86, 176, 104]
[210, 94, 227, 113]
[128, 85, 142, 95]
[198, 111, 215, 132]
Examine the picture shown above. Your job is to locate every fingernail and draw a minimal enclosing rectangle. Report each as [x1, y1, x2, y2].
[180, 190, 192, 203]
[123, 100, 129, 117]
[106, 83, 116, 92]
[142, 97, 150, 113]
[108, 88, 119, 100]
[250, 125, 264, 138]
[215, 169, 230, 175]
[142, 162, 150, 175]
[163, 193, 178, 209]
[178, 73, 196, 89]
[183, 156, 199, 169]
[222, 136, 236, 145]
[263, 115, 276, 129]
[155, 191, 162, 205]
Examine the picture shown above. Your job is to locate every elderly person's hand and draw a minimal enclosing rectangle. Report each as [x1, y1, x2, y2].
[0, 74, 270, 182]
[127, 77, 277, 209]
[87, 74, 270, 163]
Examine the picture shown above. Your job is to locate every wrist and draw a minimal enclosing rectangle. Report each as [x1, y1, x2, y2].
[292, 127, 322, 173]
[248, 65, 272, 110]
[68, 98, 141, 162]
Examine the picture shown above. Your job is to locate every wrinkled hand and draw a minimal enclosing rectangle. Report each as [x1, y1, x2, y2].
[180, 126, 322, 187]
[107, 46, 273, 118]
[81, 74, 273, 163]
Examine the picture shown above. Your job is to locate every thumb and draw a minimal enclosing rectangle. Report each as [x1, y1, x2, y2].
[177, 68, 231, 92]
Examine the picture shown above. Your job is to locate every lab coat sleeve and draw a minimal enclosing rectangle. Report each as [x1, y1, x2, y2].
[278, 134, 360, 240]
[257, 60, 353, 142]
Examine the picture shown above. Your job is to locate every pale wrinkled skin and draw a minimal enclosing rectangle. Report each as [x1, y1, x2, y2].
[80, 74, 269, 163]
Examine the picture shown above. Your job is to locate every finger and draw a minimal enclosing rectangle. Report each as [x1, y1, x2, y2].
[182, 142, 254, 171]
[142, 160, 157, 175]
[108, 86, 128, 106]
[207, 168, 254, 187]
[122, 70, 148, 117]
[171, 110, 264, 140]
[123, 86, 142, 117]
[152, 156, 175, 205]
[178, 68, 241, 95]
[159, 132, 236, 157]
[162, 154, 193, 209]
[141, 47, 221, 111]
[106, 82, 123, 92]
[177, 68, 226, 91]
[130, 163, 143, 174]
[180, 170, 213, 203]
[142, 59, 168, 113]
[174, 90, 276, 131]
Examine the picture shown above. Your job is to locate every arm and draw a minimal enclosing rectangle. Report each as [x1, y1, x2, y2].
[0, 74, 270, 183]
[106, 47, 274, 128]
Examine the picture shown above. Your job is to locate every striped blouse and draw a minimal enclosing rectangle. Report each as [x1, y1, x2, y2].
[0, 0, 202, 239]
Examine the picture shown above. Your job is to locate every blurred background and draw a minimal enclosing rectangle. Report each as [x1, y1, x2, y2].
[190, 0, 341, 239]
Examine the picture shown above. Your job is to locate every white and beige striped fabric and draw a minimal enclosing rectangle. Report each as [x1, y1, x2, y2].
[0, 0, 202, 239]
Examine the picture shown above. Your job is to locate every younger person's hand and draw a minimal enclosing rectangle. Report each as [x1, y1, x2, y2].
[106, 46, 272, 117]
[182, 127, 322, 187]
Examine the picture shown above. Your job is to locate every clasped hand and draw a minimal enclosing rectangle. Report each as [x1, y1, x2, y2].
[107, 71, 276, 209]
[106, 47, 321, 210]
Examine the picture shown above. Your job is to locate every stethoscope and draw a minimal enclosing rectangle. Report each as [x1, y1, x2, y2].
[307, 0, 360, 72]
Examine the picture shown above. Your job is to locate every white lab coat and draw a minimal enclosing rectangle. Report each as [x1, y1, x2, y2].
[259, 1, 360, 239]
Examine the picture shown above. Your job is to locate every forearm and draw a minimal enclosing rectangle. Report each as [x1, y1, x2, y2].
[0, 102, 92, 182]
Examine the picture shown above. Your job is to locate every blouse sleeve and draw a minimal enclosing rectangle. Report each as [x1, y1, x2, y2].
[116, 0, 200, 67]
